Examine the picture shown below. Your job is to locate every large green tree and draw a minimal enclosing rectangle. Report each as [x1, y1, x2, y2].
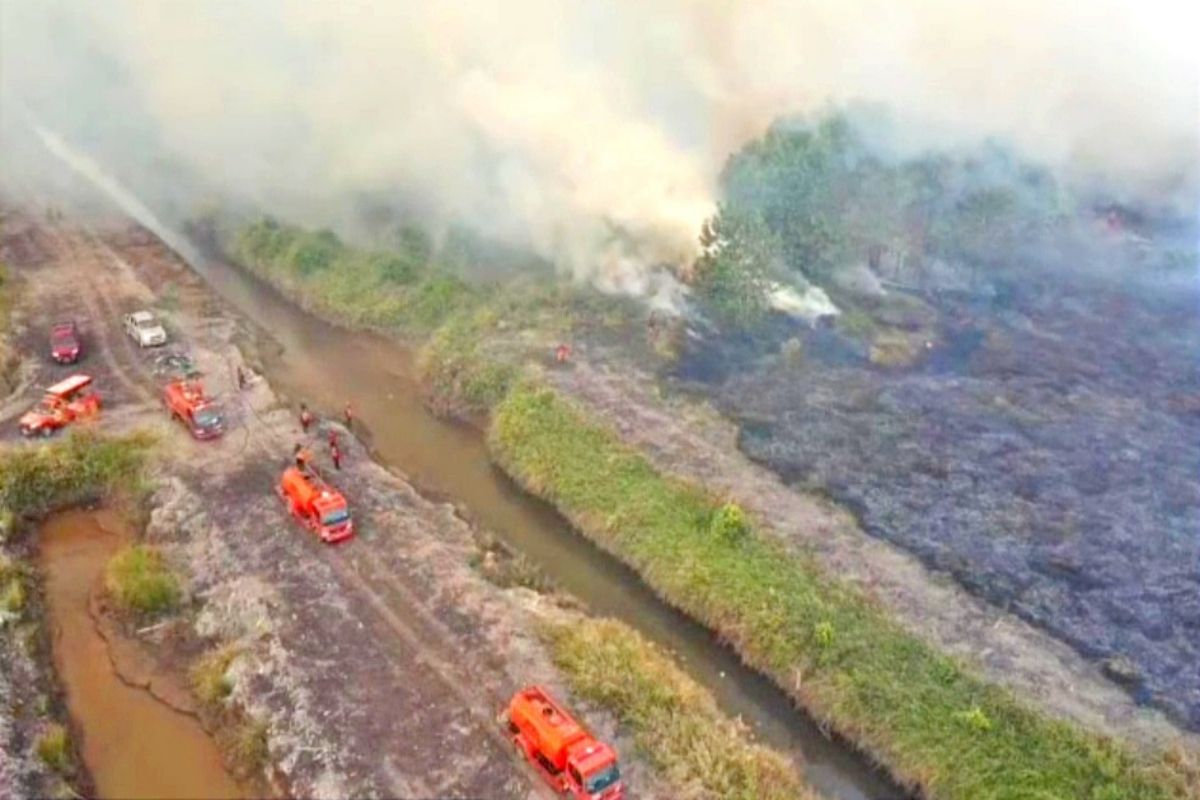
[692, 207, 780, 327]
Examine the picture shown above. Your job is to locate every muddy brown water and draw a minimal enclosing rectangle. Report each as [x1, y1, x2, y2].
[39, 509, 246, 800]
[174, 238, 903, 799]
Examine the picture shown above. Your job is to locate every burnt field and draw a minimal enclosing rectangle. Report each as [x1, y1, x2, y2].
[678, 241, 1200, 731]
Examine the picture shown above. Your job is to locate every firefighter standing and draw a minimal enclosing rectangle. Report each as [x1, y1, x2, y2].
[330, 439, 343, 470]
[293, 443, 313, 472]
[343, 401, 355, 430]
[299, 403, 314, 432]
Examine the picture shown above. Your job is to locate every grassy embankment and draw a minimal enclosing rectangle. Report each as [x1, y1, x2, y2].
[491, 384, 1197, 800]
[542, 617, 815, 800]
[0, 432, 154, 796]
[231, 218, 654, 415]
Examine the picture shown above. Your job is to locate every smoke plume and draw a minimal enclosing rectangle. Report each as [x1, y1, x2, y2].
[1, 0, 1196, 287]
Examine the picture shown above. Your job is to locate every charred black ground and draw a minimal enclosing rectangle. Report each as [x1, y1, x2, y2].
[678, 215, 1200, 729]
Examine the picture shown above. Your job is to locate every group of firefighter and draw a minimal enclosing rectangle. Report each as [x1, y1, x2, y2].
[290, 399, 354, 476]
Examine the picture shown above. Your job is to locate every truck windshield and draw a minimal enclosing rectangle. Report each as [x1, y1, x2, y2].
[193, 408, 222, 428]
[321, 509, 350, 527]
[585, 764, 620, 794]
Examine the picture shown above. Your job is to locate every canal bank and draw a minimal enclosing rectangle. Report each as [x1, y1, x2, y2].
[38, 508, 246, 800]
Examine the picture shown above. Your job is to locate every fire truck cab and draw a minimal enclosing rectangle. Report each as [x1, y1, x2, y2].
[163, 379, 224, 439]
[507, 686, 623, 800]
[19, 374, 102, 437]
[277, 466, 354, 543]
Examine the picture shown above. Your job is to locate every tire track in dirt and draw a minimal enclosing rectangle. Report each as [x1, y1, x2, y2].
[37, 225, 157, 407]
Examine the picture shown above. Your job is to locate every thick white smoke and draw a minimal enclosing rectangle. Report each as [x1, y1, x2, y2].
[1, 0, 1197, 288]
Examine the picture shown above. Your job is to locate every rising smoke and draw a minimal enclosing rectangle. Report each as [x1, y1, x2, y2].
[1, 0, 1197, 289]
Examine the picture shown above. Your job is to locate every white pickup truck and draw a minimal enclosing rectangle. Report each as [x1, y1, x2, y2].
[122, 310, 168, 348]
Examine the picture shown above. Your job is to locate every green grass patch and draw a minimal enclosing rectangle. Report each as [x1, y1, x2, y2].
[417, 308, 517, 416]
[35, 724, 72, 773]
[104, 545, 180, 617]
[489, 384, 1193, 800]
[0, 431, 154, 525]
[542, 617, 814, 800]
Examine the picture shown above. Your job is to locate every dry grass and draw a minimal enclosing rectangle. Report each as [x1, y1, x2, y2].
[190, 645, 240, 711]
[542, 617, 816, 800]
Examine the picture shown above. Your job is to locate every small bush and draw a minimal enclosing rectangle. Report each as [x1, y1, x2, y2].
[1, 577, 25, 614]
[780, 337, 805, 368]
[377, 254, 417, 285]
[36, 724, 71, 773]
[230, 719, 269, 775]
[813, 621, 834, 649]
[957, 706, 993, 733]
[191, 646, 238, 710]
[710, 502, 750, 544]
[104, 545, 180, 616]
[0, 507, 15, 542]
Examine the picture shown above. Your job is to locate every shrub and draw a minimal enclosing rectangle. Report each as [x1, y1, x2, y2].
[813, 621, 834, 649]
[104, 545, 180, 616]
[230, 719, 269, 775]
[191, 646, 239, 710]
[36, 724, 71, 773]
[780, 337, 805, 368]
[288, 230, 342, 275]
[1, 577, 25, 614]
[710, 502, 750, 544]
[377, 254, 417, 285]
[957, 706, 994, 733]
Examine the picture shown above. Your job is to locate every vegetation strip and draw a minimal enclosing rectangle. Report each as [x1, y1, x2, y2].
[490, 383, 1192, 800]
[542, 616, 815, 800]
[0, 432, 153, 523]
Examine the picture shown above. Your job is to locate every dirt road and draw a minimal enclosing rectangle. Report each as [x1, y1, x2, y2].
[1, 211, 656, 799]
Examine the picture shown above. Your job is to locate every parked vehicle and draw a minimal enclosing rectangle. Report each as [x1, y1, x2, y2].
[507, 686, 623, 800]
[49, 320, 83, 364]
[277, 466, 354, 543]
[163, 379, 224, 439]
[19, 374, 102, 437]
[122, 310, 168, 347]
